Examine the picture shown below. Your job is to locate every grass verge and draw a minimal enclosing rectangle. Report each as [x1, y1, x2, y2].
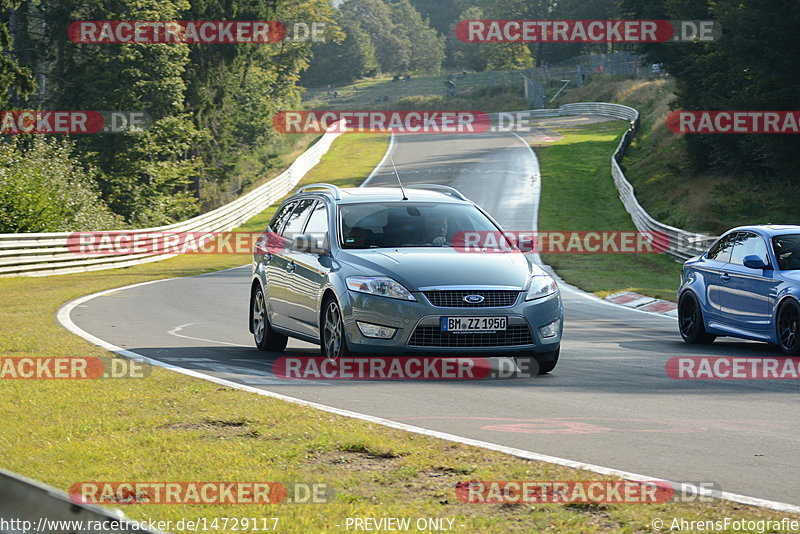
[304, 71, 527, 113]
[535, 120, 683, 301]
[562, 78, 799, 235]
[0, 130, 796, 532]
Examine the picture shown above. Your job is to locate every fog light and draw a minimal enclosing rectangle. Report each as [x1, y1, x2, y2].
[539, 319, 561, 339]
[357, 321, 397, 339]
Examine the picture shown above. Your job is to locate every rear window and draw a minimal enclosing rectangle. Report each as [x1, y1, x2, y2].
[338, 202, 499, 249]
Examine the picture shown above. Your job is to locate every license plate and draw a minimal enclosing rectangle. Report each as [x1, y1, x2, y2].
[440, 316, 507, 333]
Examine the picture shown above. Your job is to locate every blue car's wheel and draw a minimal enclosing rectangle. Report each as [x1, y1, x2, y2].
[678, 292, 716, 344]
[777, 299, 800, 355]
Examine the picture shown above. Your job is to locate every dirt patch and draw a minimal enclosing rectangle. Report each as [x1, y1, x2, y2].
[313, 450, 404, 471]
[157, 419, 272, 440]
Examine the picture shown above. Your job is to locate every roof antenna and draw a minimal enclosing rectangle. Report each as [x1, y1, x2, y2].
[389, 154, 408, 200]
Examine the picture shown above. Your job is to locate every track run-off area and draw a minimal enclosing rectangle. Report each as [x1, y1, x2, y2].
[63, 118, 800, 512]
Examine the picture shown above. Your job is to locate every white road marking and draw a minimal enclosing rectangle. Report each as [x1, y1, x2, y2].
[56, 284, 800, 513]
[163, 357, 216, 362]
[362, 132, 395, 186]
[53, 136, 797, 514]
[167, 322, 250, 347]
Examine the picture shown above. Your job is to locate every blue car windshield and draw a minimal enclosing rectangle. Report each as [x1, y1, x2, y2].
[339, 202, 500, 249]
[773, 234, 800, 270]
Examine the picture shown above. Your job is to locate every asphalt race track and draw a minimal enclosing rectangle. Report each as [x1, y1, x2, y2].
[68, 124, 800, 508]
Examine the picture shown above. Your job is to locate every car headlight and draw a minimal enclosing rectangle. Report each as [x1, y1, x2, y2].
[525, 274, 558, 301]
[346, 276, 417, 301]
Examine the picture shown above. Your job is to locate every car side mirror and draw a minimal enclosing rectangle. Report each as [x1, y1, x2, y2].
[293, 234, 327, 255]
[743, 254, 770, 270]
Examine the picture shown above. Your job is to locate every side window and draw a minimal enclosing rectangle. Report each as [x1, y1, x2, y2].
[269, 202, 296, 234]
[303, 201, 328, 235]
[707, 233, 736, 263]
[773, 235, 800, 271]
[302, 201, 329, 251]
[281, 199, 316, 237]
[729, 232, 769, 266]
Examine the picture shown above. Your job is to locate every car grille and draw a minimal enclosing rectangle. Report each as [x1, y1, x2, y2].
[423, 290, 520, 308]
[407, 325, 534, 347]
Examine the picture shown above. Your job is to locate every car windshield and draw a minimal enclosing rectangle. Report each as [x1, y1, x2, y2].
[339, 202, 499, 249]
[772, 234, 800, 270]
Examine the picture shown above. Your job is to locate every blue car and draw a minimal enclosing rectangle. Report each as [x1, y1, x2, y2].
[678, 225, 800, 354]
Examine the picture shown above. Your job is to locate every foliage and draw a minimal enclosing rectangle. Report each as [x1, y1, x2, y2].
[301, 13, 378, 86]
[0, 138, 123, 232]
[0, 0, 338, 230]
[0, 0, 34, 106]
[623, 0, 800, 180]
[339, 0, 444, 74]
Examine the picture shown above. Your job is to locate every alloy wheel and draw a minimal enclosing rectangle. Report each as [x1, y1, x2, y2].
[323, 300, 344, 360]
[778, 301, 800, 353]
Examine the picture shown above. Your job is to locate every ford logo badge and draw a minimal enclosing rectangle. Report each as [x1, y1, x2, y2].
[464, 294, 485, 303]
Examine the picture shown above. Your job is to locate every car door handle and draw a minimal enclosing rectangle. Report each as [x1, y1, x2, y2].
[286, 261, 296, 273]
[720, 273, 730, 282]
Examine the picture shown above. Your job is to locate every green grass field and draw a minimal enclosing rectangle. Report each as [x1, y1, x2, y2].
[562, 79, 799, 235]
[0, 114, 796, 532]
[536, 120, 683, 301]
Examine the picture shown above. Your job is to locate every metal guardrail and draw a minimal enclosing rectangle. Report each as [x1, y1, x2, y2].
[0, 124, 343, 276]
[0, 468, 164, 533]
[530, 102, 717, 261]
[1, 103, 714, 276]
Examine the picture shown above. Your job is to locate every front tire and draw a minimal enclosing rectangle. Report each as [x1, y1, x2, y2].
[320, 296, 351, 360]
[536, 349, 559, 374]
[515, 349, 559, 376]
[252, 287, 288, 352]
[777, 299, 800, 355]
[678, 292, 716, 344]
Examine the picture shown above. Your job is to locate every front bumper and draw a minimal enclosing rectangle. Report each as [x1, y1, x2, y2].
[341, 290, 562, 355]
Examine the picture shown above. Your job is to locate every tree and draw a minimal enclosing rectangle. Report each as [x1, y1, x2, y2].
[625, 0, 800, 178]
[340, 0, 443, 74]
[0, 0, 34, 106]
[301, 15, 378, 85]
[388, 0, 444, 73]
[4, 0, 338, 226]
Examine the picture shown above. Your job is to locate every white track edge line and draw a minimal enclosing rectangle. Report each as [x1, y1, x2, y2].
[509, 129, 678, 321]
[361, 133, 395, 186]
[56, 270, 800, 514]
[53, 129, 798, 515]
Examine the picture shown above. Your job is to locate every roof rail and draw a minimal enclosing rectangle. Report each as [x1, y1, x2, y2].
[408, 184, 468, 201]
[297, 183, 342, 200]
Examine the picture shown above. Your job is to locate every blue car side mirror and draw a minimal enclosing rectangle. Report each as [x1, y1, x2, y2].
[743, 254, 770, 270]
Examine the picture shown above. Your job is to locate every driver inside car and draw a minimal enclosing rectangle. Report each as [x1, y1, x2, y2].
[426, 215, 449, 246]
